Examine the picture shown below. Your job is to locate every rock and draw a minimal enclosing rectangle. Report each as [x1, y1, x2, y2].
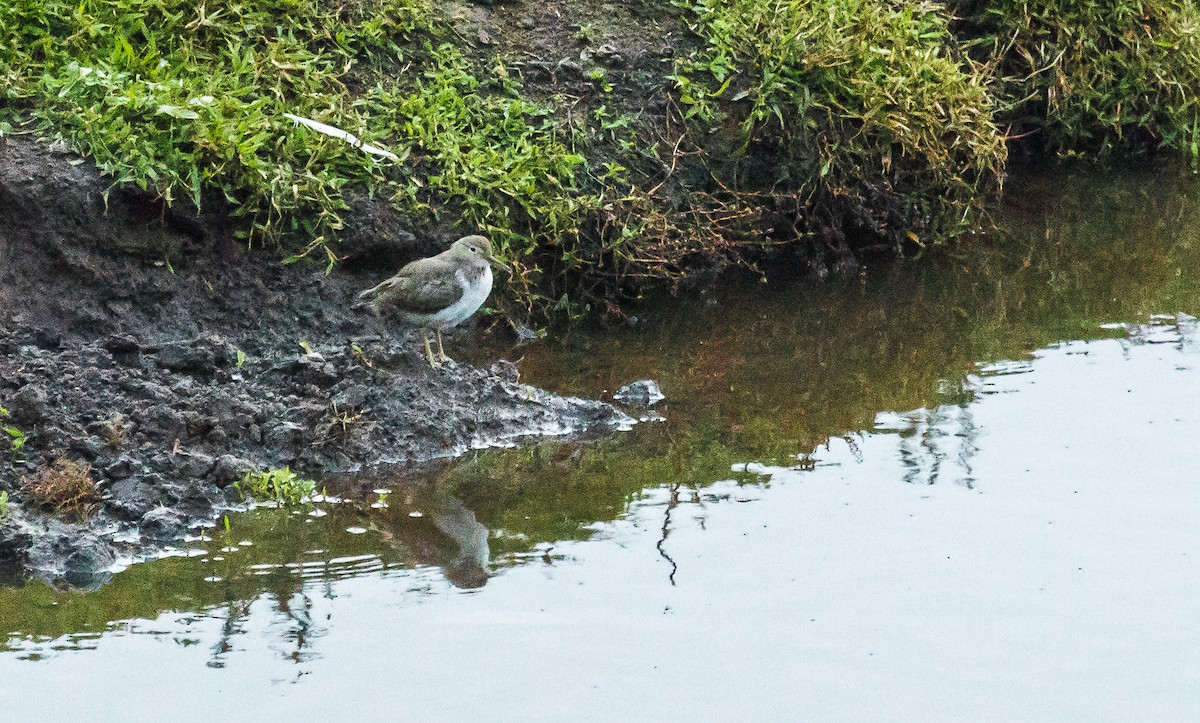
[139, 506, 187, 540]
[155, 334, 233, 374]
[613, 379, 665, 407]
[105, 477, 165, 521]
[164, 481, 220, 517]
[335, 189, 418, 263]
[27, 327, 62, 350]
[104, 333, 141, 356]
[591, 43, 626, 67]
[135, 381, 173, 401]
[332, 384, 371, 410]
[7, 383, 49, 423]
[157, 341, 213, 373]
[295, 354, 339, 388]
[556, 59, 584, 78]
[68, 436, 103, 461]
[171, 450, 215, 479]
[64, 535, 115, 573]
[0, 514, 33, 561]
[264, 420, 306, 449]
[211, 454, 253, 487]
[24, 522, 115, 589]
[143, 405, 185, 438]
[103, 456, 137, 480]
[0, 135, 635, 588]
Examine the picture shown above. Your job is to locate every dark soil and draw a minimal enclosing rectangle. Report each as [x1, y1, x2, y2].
[0, 135, 631, 588]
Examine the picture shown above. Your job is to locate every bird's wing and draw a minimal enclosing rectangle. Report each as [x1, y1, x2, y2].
[357, 274, 402, 300]
[368, 257, 465, 314]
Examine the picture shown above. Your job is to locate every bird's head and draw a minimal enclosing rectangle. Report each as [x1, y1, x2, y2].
[451, 235, 509, 273]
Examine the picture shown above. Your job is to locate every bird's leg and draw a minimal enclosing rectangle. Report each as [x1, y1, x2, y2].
[436, 329, 453, 363]
[422, 332, 442, 369]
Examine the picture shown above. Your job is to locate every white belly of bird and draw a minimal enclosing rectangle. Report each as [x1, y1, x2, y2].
[423, 266, 492, 330]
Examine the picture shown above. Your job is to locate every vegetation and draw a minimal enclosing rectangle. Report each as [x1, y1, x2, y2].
[21, 457, 100, 519]
[670, 0, 1006, 256]
[0, 0, 584, 271]
[0, 408, 27, 463]
[0, 491, 8, 526]
[2, 0, 1197, 313]
[237, 467, 316, 506]
[949, 0, 1200, 161]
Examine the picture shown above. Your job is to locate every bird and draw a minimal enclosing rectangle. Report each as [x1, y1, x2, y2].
[356, 234, 504, 369]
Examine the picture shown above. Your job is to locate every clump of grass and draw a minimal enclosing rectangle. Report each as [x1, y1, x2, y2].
[948, 0, 1200, 161]
[671, 0, 1007, 254]
[0, 491, 9, 525]
[21, 457, 101, 519]
[236, 468, 316, 506]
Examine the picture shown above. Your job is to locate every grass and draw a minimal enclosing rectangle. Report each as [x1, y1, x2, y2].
[0, 491, 8, 526]
[21, 457, 101, 519]
[236, 468, 316, 506]
[358, 46, 592, 303]
[0, 0, 587, 274]
[948, 0, 1200, 161]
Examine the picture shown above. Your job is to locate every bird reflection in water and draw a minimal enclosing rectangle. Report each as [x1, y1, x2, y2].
[430, 497, 492, 590]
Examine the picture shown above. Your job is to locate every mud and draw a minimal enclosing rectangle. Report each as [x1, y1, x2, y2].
[0, 135, 630, 587]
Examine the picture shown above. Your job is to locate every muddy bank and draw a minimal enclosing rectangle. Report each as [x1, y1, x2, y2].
[0, 136, 631, 587]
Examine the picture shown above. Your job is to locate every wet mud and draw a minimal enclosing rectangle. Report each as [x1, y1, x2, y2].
[0, 136, 629, 587]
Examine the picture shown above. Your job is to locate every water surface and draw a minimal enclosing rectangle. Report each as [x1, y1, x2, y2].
[2, 169, 1199, 720]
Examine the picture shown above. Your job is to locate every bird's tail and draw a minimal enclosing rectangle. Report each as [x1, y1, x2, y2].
[354, 276, 396, 312]
[357, 275, 400, 301]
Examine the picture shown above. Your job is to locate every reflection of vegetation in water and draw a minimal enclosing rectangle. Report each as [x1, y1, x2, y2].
[446, 426, 769, 557]
[518, 168, 1200, 463]
[0, 500, 450, 650]
[3, 169, 1200, 653]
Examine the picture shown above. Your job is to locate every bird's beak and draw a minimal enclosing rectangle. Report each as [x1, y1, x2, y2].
[486, 251, 513, 276]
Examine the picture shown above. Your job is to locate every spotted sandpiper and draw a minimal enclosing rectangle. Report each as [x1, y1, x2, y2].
[356, 235, 503, 369]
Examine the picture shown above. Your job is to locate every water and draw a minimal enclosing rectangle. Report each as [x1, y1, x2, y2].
[2, 169, 1199, 720]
